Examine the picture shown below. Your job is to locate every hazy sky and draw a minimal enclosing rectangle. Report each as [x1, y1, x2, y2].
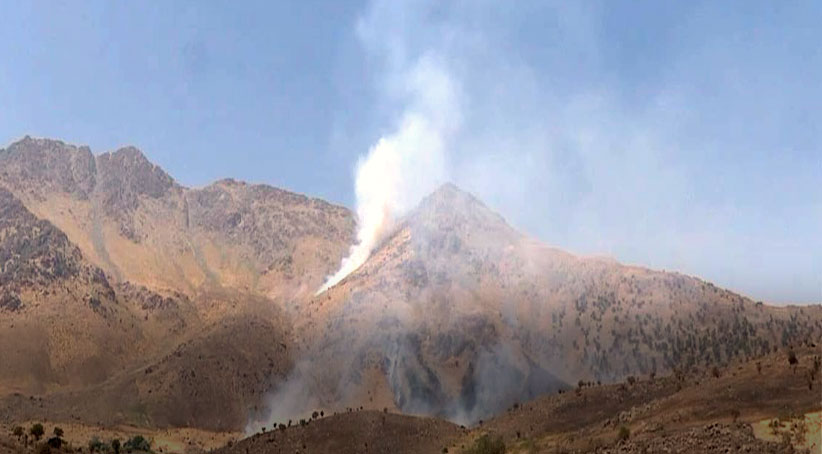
[0, 1, 819, 303]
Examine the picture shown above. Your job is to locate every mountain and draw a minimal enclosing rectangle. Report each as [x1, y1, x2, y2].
[0, 187, 128, 392]
[0, 138, 334, 430]
[289, 183, 822, 424]
[0, 136, 819, 435]
[0, 136, 355, 303]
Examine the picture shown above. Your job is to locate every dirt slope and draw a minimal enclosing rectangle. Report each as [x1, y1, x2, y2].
[0, 188, 292, 430]
[208, 346, 821, 454]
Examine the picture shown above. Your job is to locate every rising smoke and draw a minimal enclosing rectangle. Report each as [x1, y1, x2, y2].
[317, 30, 460, 294]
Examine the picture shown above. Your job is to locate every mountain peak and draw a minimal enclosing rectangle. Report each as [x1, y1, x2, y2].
[424, 182, 477, 204]
[95, 145, 177, 199]
[406, 183, 513, 238]
[5, 135, 89, 154]
[1, 135, 97, 198]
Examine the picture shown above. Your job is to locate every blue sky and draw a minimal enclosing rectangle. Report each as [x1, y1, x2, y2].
[0, 1, 819, 303]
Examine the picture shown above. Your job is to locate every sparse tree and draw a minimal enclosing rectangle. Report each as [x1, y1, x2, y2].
[788, 350, 798, 366]
[88, 436, 104, 453]
[46, 437, 62, 449]
[30, 423, 44, 441]
[123, 435, 150, 453]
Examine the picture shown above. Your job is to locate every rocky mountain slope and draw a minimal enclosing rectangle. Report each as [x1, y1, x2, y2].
[0, 136, 355, 303]
[0, 138, 329, 429]
[295, 184, 822, 424]
[0, 136, 819, 435]
[0, 187, 131, 392]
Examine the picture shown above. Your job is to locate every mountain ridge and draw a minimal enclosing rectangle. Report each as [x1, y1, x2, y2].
[0, 135, 819, 434]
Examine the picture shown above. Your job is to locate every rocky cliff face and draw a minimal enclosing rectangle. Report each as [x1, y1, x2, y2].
[0, 187, 130, 392]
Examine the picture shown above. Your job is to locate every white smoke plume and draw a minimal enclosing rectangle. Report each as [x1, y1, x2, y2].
[317, 53, 460, 293]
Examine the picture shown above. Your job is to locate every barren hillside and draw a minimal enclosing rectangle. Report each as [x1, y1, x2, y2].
[297, 184, 822, 423]
[0, 136, 355, 303]
[0, 136, 819, 437]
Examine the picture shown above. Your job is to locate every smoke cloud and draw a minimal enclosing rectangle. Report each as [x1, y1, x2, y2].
[324, 0, 821, 304]
[318, 51, 460, 293]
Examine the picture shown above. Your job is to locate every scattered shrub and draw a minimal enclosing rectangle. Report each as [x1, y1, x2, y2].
[123, 435, 150, 453]
[30, 423, 45, 440]
[618, 426, 630, 442]
[464, 434, 505, 454]
[711, 366, 721, 378]
[111, 439, 121, 454]
[53, 427, 64, 438]
[46, 437, 62, 449]
[12, 426, 24, 438]
[88, 436, 106, 453]
[788, 350, 798, 366]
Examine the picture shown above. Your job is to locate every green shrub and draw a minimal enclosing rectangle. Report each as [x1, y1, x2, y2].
[30, 423, 45, 440]
[123, 435, 151, 453]
[88, 436, 106, 453]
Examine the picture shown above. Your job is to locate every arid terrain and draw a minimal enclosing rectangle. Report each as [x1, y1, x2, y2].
[0, 137, 820, 453]
[3, 345, 818, 453]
